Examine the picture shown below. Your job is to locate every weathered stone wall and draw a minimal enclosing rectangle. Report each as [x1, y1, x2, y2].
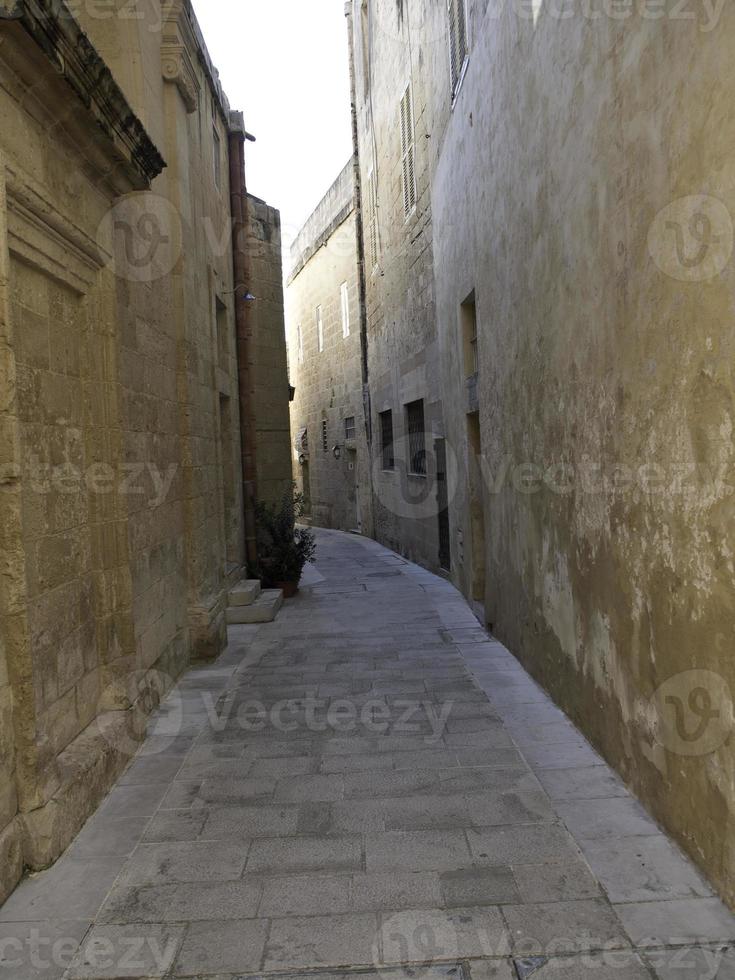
[248, 195, 293, 507]
[349, 0, 449, 570]
[0, 0, 289, 905]
[393, 0, 735, 907]
[344, 0, 735, 908]
[286, 164, 372, 534]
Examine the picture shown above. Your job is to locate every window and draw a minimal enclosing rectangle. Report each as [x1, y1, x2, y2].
[448, 0, 469, 101]
[399, 85, 417, 217]
[367, 168, 378, 269]
[461, 291, 478, 377]
[296, 324, 303, 363]
[405, 399, 426, 475]
[213, 126, 221, 189]
[379, 410, 394, 470]
[316, 305, 324, 353]
[340, 282, 350, 338]
[321, 418, 328, 452]
[345, 416, 356, 440]
[215, 296, 228, 367]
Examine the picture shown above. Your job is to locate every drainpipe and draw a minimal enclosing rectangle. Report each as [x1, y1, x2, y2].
[228, 112, 258, 570]
[345, 0, 376, 540]
[345, 1, 371, 441]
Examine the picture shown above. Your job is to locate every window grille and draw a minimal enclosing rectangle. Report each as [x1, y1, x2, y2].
[405, 399, 426, 475]
[380, 409, 394, 470]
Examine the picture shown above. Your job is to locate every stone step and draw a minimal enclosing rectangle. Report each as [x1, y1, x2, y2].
[228, 579, 261, 607]
[226, 589, 283, 624]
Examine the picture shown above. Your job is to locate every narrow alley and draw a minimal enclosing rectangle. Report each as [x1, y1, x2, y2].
[2, 529, 733, 979]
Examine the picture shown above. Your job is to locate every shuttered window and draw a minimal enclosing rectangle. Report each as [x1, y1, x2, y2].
[322, 418, 328, 452]
[341, 281, 350, 338]
[316, 305, 324, 353]
[399, 84, 417, 218]
[367, 168, 378, 268]
[405, 400, 426, 475]
[448, 0, 468, 101]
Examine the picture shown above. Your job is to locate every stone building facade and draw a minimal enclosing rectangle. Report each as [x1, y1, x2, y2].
[336, 0, 735, 906]
[286, 162, 372, 534]
[0, 0, 290, 904]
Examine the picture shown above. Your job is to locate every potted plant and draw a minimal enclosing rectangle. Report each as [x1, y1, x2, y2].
[251, 485, 316, 597]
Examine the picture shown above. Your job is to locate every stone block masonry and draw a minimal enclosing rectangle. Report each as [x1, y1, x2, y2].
[0, 0, 290, 904]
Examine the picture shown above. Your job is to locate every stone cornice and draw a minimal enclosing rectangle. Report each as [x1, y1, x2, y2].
[161, 0, 201, 114]
[161, 0, 233, 123]
[0, 0, 165, 186]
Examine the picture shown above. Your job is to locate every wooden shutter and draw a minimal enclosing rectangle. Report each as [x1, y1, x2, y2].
[400, 85, 416, 217]
[367, 168, 378, 267]
[448, 0, 468, 98]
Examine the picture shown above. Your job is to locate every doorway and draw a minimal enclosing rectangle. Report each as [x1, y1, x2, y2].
[300, 459, 312, 518]
[349, 449, 362, 533]
[435, 438, 451, 570]
[466, 412, 486, 602]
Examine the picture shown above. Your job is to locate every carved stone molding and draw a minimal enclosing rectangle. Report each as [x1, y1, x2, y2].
[161, 0, 201, 114]
[161, 45, 200, 114]
[4, 166, 106, 294]
[0, 0, 165, 188]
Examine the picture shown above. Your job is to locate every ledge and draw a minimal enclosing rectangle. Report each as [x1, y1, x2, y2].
[1, 0, 165, 187]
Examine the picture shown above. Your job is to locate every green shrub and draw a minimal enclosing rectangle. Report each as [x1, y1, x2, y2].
[251, 485, 316, 585]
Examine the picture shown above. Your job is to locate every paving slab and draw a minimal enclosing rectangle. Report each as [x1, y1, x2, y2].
[173, 919, 269, 975]
[264, 912, 378, 971]
[65, 922, 185, 978]
[2, 528, 733, 980]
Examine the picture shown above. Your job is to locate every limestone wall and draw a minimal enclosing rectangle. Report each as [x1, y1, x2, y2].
[349, 0, 449, 570]
[286, 168, 372, 534]
[345, 0, 735, 907]
[0, 0, 288, 905]
[430, 0, 735, 906]
[248, 196, 293, 507]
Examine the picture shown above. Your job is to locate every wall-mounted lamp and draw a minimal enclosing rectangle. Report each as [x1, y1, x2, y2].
[332, 445, 342, 461]
[227, 284, 256, 302]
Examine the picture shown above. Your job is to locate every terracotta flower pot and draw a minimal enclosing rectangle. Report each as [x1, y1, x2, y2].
[276, 580, 299, 599]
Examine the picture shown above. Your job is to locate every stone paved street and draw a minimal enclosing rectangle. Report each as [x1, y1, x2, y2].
[2, 528, 735, 979]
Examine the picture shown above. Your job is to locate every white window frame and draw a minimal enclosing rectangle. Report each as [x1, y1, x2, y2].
[316, 305, 324, 353]
[399, 84, 417, 220]
[448, 0, 470, 105]
[213, 125, 222, 189]
[340, 282, 350, 338]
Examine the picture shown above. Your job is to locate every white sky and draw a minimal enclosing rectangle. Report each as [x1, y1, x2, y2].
[191, 0, 353, 256]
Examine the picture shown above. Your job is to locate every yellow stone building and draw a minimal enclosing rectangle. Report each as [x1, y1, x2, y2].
[0, 0, 290, 903]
